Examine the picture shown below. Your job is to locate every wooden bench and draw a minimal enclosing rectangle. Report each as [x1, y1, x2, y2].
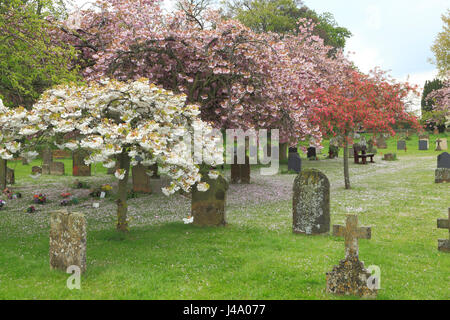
[353, 146, 375, 165]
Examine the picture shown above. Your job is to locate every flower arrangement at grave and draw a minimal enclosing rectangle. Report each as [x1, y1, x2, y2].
[0, 199, 6, 209]
[32, 78, 224, 232]
[33, 194, 47, 205]
[25, 206, 36, 213]
[60, 192, 72, 199]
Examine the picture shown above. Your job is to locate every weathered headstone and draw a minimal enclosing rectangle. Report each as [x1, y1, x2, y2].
[132, 164, 152, 193]
[437, 208, 450, 252]
[49, 210, 86, 273]
[72, 150, 91, 176]
[435, 152, 450, 183]
[6, 168, 14, 185]
[383, 153, 395, 161]
[326, 215, 376, 298]
[436, 138, 448, 151]
[191, 175, 228, 227]
[231, 147, 250, 184]
[307, 147, 317, 160]
[292, 169, 330, 235]
[288, 147, 302, 173]
[397, 140, 406, 150]
[376, 136, 387, 149]
[41, 148, 53, 174]
[419, 139, 429, 151]
[50, 162, 65, 175]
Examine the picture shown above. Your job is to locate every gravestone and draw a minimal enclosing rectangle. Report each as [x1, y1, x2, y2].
[132, 164, 152, 193]
[397, 140, 406, 150]
[72, 150, 91, 176]
[191, 175, 228, 227]
[383, 154, 395, 161]
[328, 145, 339, 159]
[231, 147, 250, 184]
[326, 215, 376, 298]
[42, 148, 53, 174]
[288, 147, 302, 173]
[6, 168, 14, 185]
[437, 208, 449, 252]
[49, 210, 86, 273]
[435, 152, 450, 183]
[150, 163, 160, 179]
[292, 169, 330, 235]
[50, 162, 65, 175]
[31, 166, 42, 175]
[436, 138, 448, 151]
[419, 139, 429, 151]
[348, 147, 354, 158]
[307, 147, 317, 160]
[376, 136, 387, 149]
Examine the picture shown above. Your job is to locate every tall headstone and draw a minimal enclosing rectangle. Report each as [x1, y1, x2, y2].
[397, 140, 406, 150]
[132, 164, 152, 193]
[288, 147, 302, 173]
[292, 169, 330, 235]
[49, 210, 86, 273]
[6, 168, 14, 185]
[42, 148, 53, 175]
[435, 152, 450, 183]
[437, 208, 449, 252]
[72, 150, 91, 177]
[326, 215, 377, 298]
[191, 175, 228, 227]
[419, 139, 429, 151]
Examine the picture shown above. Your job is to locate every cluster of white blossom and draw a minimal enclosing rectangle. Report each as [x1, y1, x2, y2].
[32, 78, 224, 194]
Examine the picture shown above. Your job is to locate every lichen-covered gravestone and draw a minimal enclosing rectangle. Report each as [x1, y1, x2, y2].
[191, 174, 228, 227]
[50, 162, 65, 175]
[72, 150, 91, 176]
[50, 210, 86, 273]
[437, 208, 450, 252]
[292, 169, 330, 235]
[132, 164, 152, 193]
[435, 152, 450, 183]
[288, 147, 302, 173]
[326, 215, 377, 298]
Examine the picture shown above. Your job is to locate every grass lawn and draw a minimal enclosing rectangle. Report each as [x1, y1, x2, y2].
[0, 134, 449, 300]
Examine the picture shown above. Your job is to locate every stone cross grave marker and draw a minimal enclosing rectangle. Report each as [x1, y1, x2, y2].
[292, 169, 330, 235]
[288, 147, 302, 173]
[49, 210, 86, 273]
[435, 138, 447, 151]
[437, 208, 450, 252]
[333, 214, 371, 258]
[326, 214, 377, 298]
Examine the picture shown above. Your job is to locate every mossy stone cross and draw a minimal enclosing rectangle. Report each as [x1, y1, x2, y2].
[333, 214, 371, 258]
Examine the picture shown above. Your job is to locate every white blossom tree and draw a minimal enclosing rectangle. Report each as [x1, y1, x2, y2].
[33, 78, 223, 231]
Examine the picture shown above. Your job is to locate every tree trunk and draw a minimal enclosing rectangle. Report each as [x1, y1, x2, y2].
[279, 142, 288, 162]
[0, 159, 6, 191]
[343, 138, 351, 190]
[116, 152, 131, 232]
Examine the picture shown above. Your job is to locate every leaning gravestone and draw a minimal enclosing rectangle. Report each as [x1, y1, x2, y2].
[435, 152, 450, 183]
[397, 140, 406, 150]
[49, 210, 86, 273]
[191, 174, 228, 227]
[288, 147, 302, 173]
[326, 215, 377, 298]
[419, 139, 429, 151]
[437, 208, 449, 252]
[6, 168, 14, 185]
[50, 162, 65, 175]
[292, 169, 330, 235]
[72, 150, 91, 176]
[132, 164, 152, 193]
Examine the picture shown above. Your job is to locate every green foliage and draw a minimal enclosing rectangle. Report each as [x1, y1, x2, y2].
[0, 0, 79, 108]
[429, 9, 450, 77]
[422, 78, 443, 113]
[223, 0, 351, 51]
